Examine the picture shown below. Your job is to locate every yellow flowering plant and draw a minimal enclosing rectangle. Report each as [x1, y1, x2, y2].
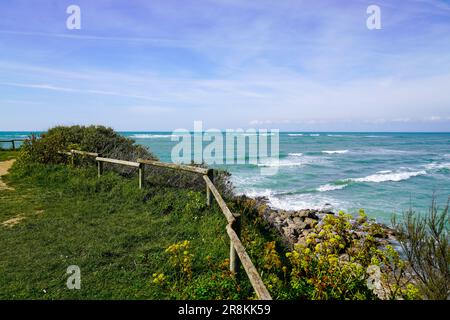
[257, 210, 420, 300]
[165, 240, 194, 281]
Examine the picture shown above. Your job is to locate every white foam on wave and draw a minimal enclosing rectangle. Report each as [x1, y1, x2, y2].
[309, 134, 320, 137]
[322, 150, 349, 154]
[376, 170, 392, 174]
[271, 193, 344, 211]
[257, 160, 305, 168]
[288, 134, 304, 137]
[224, 132, 275, 137]
[258, 155, 324, 168]
[316, 184, 347, 192]
[130, 134, 184, 139]
[288, 153, 303, 157]
[364, 135, 391, 138]
[350, 170, 427, 183]
[424, 162, 450, 171]
[231, 174, 266, 188]
[327, 134, 344, 137]
[359, 148, 422, 156]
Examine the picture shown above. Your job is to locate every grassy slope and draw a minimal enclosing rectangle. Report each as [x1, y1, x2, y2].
[0, 152, 278, 300]
[0, 150, 19, 161]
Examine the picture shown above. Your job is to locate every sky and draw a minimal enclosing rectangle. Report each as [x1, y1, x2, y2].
[0, 0, 450, 131]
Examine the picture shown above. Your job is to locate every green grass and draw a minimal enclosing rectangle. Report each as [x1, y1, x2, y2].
[0, 150, 19, 161]
[0, 153, 281, 300]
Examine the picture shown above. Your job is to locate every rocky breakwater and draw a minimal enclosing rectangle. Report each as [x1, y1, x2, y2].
[237, 196, 397, 249]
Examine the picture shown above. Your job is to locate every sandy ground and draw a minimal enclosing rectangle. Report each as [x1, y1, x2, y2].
[1, 215, 24, 228]
[0, 159, 22, 227]
[0, 159, 15, 191]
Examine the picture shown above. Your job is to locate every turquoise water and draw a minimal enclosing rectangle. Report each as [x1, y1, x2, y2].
[124, 132, 450, 223]
[2, 131, 449, 223]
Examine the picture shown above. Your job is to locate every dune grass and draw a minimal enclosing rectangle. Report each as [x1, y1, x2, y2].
[0, 152, 278, 300]
[0, 150, 19, 162]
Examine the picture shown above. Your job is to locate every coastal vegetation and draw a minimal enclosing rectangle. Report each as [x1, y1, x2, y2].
[0, 149, 18, 162]
[392, 200, 449, 300]
[0, 125, 448, 300]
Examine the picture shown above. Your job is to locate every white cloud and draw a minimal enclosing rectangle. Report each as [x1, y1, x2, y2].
[428, 116, 442, 121]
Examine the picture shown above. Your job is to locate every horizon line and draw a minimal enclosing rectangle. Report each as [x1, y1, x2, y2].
[1, 130, 450, 134]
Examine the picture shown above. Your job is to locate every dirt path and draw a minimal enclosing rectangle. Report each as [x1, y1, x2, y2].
[0, 159, 15, 191]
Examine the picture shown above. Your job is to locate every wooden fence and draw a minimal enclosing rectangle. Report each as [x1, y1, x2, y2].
[60, 149, 272, 300]
[0, 139, 25, 150]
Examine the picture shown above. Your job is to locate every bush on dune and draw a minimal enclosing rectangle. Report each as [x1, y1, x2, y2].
[15, 125, 233, 195]
[18, 126, 155, 169]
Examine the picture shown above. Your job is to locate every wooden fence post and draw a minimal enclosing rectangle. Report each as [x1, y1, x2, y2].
[230, 213, 241, 275]
[97, 161, 103, 178]
[206, 169, 214, 207]
[139, 164, 144, 189]
[12, 140, 15, 150]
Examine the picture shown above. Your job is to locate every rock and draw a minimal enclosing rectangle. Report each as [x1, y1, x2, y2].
[304, 217, 318, 228]
[292, 217, 303, 225]
[296, 210, 310, 218]
[296, 237, 307, 247]
[302, 229, 312, 238]
[352, 231, 365, 240]
[307, 211, 319, 219]
[280, 211, 289, 219]
[282, 225, 299, 242]
[287, 216, 308, 229]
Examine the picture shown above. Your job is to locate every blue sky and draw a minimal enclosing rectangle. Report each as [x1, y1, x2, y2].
[0, 0, 450, 131]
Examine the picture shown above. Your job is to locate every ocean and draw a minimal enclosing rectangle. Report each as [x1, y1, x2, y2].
[2, 131, 449, 223]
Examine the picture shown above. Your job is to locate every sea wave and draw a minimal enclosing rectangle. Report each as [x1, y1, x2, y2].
[327, 134, 344, 137]
[364, 135, 391, 138]
[316, 184, 347, 192]
[359, 148, 423, 156]
[322, 150, 349, 154]
[130, 134, 184, 139]
[258, 155, 324, 168]
[257, 160, 305, 168]
[424, 162, 450, 171]
[254, 191, 344, 211]
[288, 134, 304, 137]
[309, 134, 320, 137]
[349, 170, 427, 183]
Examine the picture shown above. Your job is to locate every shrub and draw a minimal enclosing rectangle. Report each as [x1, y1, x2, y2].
[153, 242, 249, 300]
[242, 210, 419, 300]
[17, 126, 155, 175]
[165, 240, 194, 281]
[392, 198, 449, 300]
[16, 125, 233, 195]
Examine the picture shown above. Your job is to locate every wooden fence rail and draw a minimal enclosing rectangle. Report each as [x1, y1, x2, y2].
[226, 225, 272, 300]
[59, 149, 272, 300]
[137, 158, 209, 175]
[71, 150, 99, 157]
[0, 139, 25, 150]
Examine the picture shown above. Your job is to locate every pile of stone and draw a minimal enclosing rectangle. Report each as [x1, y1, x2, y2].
[248, 196, 396, 249]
